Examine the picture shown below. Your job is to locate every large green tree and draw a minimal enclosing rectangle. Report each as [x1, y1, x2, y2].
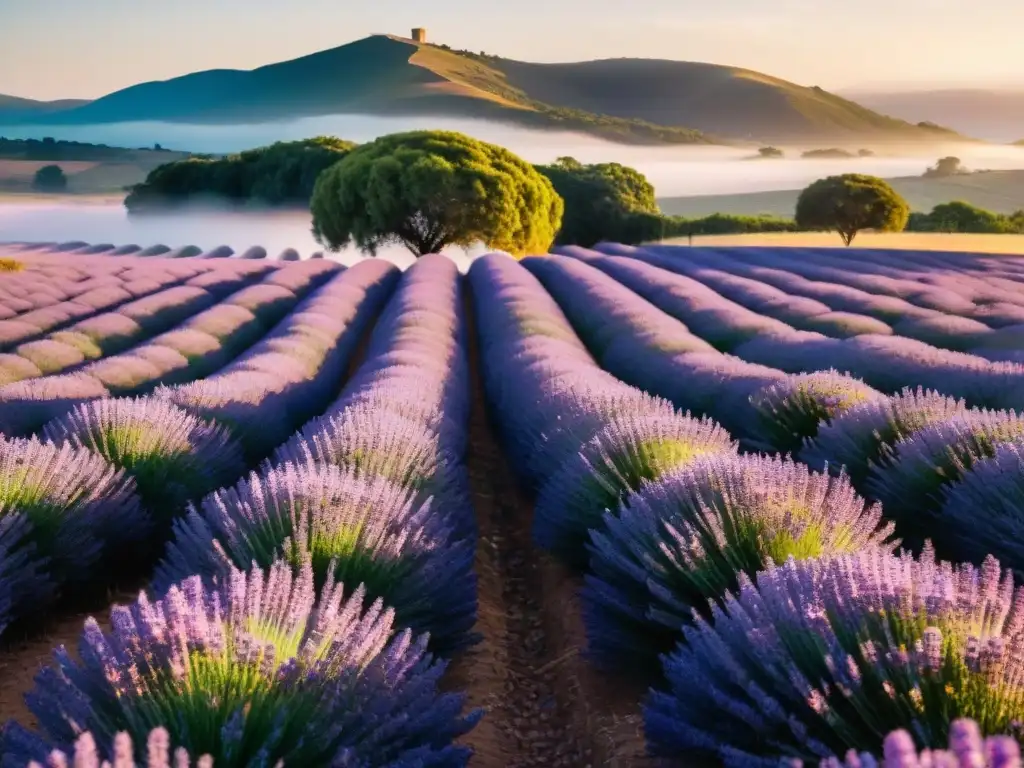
[535, 157, 659, 246]
[795, 174, 909, 246]
[310, 130, 563, 257]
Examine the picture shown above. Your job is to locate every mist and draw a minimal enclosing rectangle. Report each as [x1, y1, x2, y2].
[2, 114, 1024, 255]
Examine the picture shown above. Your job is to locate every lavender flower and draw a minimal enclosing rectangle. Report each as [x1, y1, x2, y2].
[534, 412, 737, 568]
[938, 440, 1024, 577]
[1, 560, 480, 766]
[24, 728, 214, 768]
[0, 436, 145, 625]
[813, 719, 1022, 768]
[750, 371, 885, 453]
[43, 397, 244, 526]
[866, 409, 1024, 550]
[153, 462, 476, 654]
[583, 453, 895, 675]
[801, 388, 969, 485]
[645, 548, 1024, 765]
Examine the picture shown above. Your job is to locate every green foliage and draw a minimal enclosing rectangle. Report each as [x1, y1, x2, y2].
[923, 156, 965, 178]
[31, 164, 67, 192]
[310, 130, 563, 257]
[800, 148, 856, 159]
[795, 174, 910, 246]
[906, 200, 1024, 234]
[124, 137, 355, 211]
[0, 258, 23, 272]
[535, 157, 659, 246]
[0, 137, 180, 162]
[758, 147, 784, 158]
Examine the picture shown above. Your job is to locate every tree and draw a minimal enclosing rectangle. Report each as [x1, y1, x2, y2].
[923, 201, 1007, 233]
[924, 156, 964, 177]
[310, 130, 563, 257]
[795, 174, 909, 246]
[758, 146, 784, 158]
[32, 164, 67, 192]
[535, 157, 659, 246]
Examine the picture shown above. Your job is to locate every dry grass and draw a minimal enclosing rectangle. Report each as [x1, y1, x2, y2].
[660, 231, 1024, 254]
[659, 170, 1024, 217]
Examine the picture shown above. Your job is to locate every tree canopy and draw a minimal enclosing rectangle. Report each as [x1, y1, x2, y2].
[907, 200, 1024, 234]
[124, 137, 355, 211]
[31, 164, 67, 192]
[924, 156, 965, 178]
[534, 157, 659, 246]
[310, 130, 563, 257]
[794, 174, 910, 246]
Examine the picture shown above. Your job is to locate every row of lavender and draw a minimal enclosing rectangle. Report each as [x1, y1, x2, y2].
[5, 241, 326, 261]
[0, 256, 482, 765]
[533, 249, 1024, 569]
[469, 252, 1024, 766]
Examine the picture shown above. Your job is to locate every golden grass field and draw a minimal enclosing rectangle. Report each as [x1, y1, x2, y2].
[661, 231, 1024, 254]
[658, 170, 1024, 217]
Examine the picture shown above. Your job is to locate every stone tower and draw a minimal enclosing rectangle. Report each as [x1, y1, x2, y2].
[412, 27, 427, 43]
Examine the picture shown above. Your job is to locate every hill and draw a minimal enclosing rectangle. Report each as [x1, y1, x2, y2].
[658, 169, 1024, 218]
[0, 94, 91, 120]
[4, 35, 962, 145]
[844, 89, 1024, 143]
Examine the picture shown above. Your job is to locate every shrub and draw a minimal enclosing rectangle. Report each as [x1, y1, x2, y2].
[2, 560, 480, 766]
[43, 397, 245, 527]
[645, 548, 1024, 764]
[795, 174, 910, 245]
[0, 437, 144, 626]
[749, 370, 884, 453]
[0, 258, 23, 272]
[533, 412, 736, 568]
[153, 462, 477, 654]
[32, 164, 68, 192]
[801, 387, 969, 485]
[311, 130, 563, 257]
[865, 410, 1024, 550]
[583, 454, 893, 675]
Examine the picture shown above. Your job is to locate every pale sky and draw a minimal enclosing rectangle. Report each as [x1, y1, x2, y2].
[1, 0, 1022, 101]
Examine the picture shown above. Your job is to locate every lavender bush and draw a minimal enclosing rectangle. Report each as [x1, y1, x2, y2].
[645, 548, 1024, 765]
[1, 560, 480, 767]
[866, 410, 1024, 550]
[938, 441, 1024, 577]
[583, 453, 893, 675]
[749, 371, 884, 453]
[24, 728, 213, 768]
[43, 397, 244, 526]
[533, 411, 736, 567]
[801, 388, 969, 485]
[153, 462, 477, 654]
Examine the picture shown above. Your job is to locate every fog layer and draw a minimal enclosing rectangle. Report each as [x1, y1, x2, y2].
[2, 114, 1023, 255]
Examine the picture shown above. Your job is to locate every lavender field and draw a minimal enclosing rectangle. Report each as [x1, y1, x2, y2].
[1, 240, 1024, 767]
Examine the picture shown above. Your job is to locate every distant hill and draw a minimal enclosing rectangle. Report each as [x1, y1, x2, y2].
[0, 94, 91, 120]
[1, 35, 964, 146]
[844, 89, 1024, 143]
[659, 169, 1024, 218]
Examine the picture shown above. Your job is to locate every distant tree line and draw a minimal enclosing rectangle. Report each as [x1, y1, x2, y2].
[124, 137, 356, 211]
[0, 137, 177, 162]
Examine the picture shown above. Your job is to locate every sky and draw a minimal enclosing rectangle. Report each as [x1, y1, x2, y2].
[1, 0, 1022, 101]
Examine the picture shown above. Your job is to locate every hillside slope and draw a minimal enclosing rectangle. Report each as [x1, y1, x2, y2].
[8, 35, 961, 145]
[0, 94, 91, 119]
[845, 89, 1024, 143]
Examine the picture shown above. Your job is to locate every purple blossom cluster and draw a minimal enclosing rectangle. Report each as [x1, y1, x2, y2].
[0, 435, 144, 634]
[865, 409, 1024, 551]
[582, 452, 894, 676]
[24, 728, 213, 768]
[1, 560, 481, 767]
[42, 396, 244, 531]
[644, 547, 1024, 765]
